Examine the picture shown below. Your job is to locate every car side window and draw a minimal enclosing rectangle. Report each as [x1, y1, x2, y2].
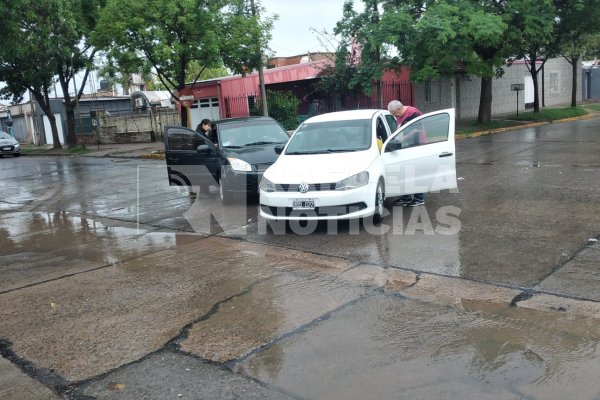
[168, 130, 209, 151]
[384, 114, 397, 132]
[387, 112, 451, 151]
[376, 117, 388, 142]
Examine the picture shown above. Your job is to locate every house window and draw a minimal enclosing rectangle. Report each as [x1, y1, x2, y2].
[424, 79, 441, 103]
[548, 72, 560, 93]
[198, 97, 219, 108]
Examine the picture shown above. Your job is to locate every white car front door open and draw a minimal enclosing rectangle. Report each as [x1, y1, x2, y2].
[381, 108, 457, 196]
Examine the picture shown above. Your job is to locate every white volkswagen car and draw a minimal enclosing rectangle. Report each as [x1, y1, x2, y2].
[259, 108, 457, 222]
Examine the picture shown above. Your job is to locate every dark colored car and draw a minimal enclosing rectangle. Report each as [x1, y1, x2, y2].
[0, 131, 21, 157]
[164, 116, 289, 203]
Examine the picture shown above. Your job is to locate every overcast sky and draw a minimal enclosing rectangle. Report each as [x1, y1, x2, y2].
[261, 0, 348, 56]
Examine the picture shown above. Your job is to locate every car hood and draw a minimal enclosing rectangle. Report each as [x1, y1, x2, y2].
[264, 151, 375, 184]
[0, 138, 18, 146]
[220, 144, 282, 165]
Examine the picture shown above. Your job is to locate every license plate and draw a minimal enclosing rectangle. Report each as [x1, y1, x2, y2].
[292, 198, 315, 210]
[1, 147, 11, 151]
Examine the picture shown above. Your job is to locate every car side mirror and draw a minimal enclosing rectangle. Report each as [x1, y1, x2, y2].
[274, 144, 284, 154]
[385, 140, 402, 153]
[196, 144, 211, 154]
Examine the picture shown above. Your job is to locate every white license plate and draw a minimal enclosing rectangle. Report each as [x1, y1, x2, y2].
[292, 198, 315, 210]
[1, 147, 11, 151]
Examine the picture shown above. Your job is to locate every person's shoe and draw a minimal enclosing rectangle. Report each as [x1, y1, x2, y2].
[394, 197, 413, 206]
[407, 199, 425, 207]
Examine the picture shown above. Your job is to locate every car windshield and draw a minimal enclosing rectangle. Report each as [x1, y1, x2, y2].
[0, 132, 13, 140]
[218, 120, 289, 148]
[285, 119, 371, 154]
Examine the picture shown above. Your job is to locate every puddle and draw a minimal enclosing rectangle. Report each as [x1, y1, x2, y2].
[0, 212, 203, 292]
[239, 294, 600, 400]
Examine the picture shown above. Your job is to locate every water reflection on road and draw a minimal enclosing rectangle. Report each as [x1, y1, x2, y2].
[240, 294, 600, 400]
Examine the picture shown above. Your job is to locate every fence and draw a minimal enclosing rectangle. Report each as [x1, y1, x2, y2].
[224, 81, 413, 122]
[224, 94, 258, 118]
[95, 109, 179, 144]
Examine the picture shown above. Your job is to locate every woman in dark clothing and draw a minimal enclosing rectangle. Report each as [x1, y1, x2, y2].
[196, 119, 212, 139]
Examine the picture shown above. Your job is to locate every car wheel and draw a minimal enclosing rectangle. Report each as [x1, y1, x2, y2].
[373, 180, 384, 224]
[219, 178, 234, 205]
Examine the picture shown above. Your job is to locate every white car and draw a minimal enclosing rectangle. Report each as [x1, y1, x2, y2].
[0, 131, 20, 157]
[259, 108, 457, 222]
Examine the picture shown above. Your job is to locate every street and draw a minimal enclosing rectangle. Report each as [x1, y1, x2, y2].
[1, 117, 600, 399]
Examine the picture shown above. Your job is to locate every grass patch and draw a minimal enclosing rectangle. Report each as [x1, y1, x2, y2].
[457, 120, 519, 136]
[508, 106, 588, 122]
[583, 103, 600, 112]
[20, 144, 54, 154]
[66, 145, 90, 154]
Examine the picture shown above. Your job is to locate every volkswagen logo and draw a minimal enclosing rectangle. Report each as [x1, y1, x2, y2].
[298, 182, 309, 193]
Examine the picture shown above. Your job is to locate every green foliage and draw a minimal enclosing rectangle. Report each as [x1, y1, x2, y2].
[66, 145, 90, 154]
[251, 90, 300, 130]
[510, 107, 587, 122]
[94, 0, 273, 95]
[334, 1, 388, 100]
[0, 0, 104, 146]
[583, 103, 600, 112]
[317, 43, 359, 97]
[186, 62, 229, 83]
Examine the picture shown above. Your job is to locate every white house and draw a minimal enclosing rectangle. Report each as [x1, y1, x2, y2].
[414, 57, 580, 120]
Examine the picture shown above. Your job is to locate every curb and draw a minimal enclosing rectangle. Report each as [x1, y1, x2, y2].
[456, 112, 600, 141]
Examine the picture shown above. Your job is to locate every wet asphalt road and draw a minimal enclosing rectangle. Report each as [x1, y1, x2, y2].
[1, 117, 600, 399]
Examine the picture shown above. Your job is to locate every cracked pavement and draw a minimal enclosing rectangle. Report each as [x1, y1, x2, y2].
[1, 117, 600, 399]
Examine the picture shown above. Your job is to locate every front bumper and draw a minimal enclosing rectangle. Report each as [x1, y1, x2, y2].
[0, 144, 19, 155]
[259, 182, 377, 221]
[221, 167, 262, 194]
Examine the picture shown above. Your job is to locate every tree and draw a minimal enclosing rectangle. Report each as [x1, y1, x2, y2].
[379, 0, 510, 123]
[94, 0, 274, 127]
[317, 41, 362, 110]
[554, 0, 600, 107]
[53, 0, 104, 146]
[334, 0, 389, 108]
[508, 0, 557, 113]
[0, 0, 104, 148]
[251, 90, 300, 130]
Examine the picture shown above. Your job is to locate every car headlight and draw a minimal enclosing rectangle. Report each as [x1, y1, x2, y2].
[335, 171, 369, 191]
[260, 177, 276, 192]
[227, 157, 252, 172]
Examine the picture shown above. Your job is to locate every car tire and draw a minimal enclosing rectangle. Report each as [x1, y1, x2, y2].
[373, 180, 384, 224]
[219, 178, 235, 205]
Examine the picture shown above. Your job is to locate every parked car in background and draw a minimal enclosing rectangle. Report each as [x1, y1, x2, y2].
[164, 116, 289, 203]
[259, 109, 457, 223]
[0, 131, 20, 157]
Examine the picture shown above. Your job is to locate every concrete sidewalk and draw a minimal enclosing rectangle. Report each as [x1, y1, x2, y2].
[0, 356, 61, 400]
[83, 142, 165, 159]
[21, 142, 165, 159]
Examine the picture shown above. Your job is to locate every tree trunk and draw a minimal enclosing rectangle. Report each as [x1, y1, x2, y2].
[376, 79, 382, 109]
[32, 92, 62, 149]
[58, 76, 78, 146]
[571, 56, 578, 107]
[180, 106, 189, 127]
[530, 58, 540, 113]
[65, 102, 78, 146]
[477, 76, 493, 124]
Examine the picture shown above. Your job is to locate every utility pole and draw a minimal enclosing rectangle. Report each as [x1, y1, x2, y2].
[250, 0, 268, 116]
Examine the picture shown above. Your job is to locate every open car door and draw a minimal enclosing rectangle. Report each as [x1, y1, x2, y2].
[382, 108, 457, 196]
[163, 126, 220, 189]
